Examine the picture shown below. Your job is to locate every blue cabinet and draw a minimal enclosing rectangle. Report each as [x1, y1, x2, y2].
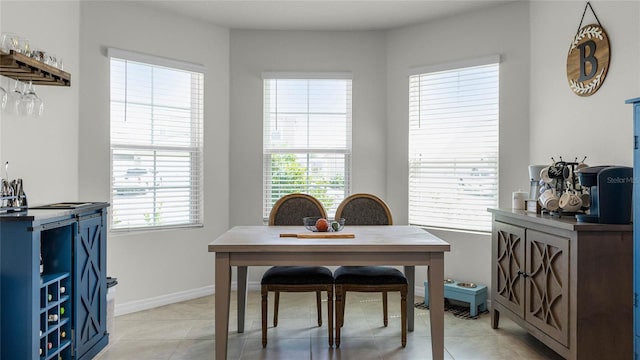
[0, 203, 109, 359]
[627, 97, 640, 359]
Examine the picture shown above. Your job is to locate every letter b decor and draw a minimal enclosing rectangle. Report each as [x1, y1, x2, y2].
[566, 2, 610, 97]
[566, 23, 610, 97]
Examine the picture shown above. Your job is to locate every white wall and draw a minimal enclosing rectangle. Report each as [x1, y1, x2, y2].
[385, 1, 531, 291]
[78, 1, 230, 307]
[0, 1, 80, 203]
[229, 30, 388, 227]
[530, 0, 640, 166]
[229, 29, 388, 282]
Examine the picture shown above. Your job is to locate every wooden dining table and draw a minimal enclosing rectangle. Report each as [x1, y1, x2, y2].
[208, 225, 451, 359]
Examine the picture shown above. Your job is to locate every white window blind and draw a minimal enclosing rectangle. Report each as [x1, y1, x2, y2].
[263, 75, 352, 219]
[109, 50, 204, 231]
[409, 60, 499, 232]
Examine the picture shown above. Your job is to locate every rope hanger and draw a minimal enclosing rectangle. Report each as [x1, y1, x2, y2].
[575, 1, 603, 37]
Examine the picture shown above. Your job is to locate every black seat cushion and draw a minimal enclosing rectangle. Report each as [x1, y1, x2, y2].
[334, 266, 407, 285]
[261, 266, 334, 285]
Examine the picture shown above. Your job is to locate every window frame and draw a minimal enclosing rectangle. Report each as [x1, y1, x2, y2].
[262, 73, 353, 220]
[108, 48, 205, 232]
[408, 55, 500, 233]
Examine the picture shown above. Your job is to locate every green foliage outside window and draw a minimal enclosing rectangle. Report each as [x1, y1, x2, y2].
[269, 153, 338, 213]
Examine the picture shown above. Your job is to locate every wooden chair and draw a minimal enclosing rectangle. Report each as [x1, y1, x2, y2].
[333, 193, 407, 348]
[261, 193, 334, 347]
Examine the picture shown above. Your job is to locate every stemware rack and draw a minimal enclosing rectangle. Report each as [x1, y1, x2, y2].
[0, 50, 70, 86]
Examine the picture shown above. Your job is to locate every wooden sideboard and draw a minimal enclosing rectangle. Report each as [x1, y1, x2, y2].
[488, 208, 632, 360]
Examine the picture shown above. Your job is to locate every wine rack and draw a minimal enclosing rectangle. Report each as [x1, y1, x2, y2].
[39, 273, 72, 360]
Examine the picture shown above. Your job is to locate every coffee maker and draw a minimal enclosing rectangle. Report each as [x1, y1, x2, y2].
[528, 164, 546, 200]
[575, 166, 633, 224]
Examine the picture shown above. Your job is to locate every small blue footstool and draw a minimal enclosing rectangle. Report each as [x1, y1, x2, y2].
[424, 280, 487, 317]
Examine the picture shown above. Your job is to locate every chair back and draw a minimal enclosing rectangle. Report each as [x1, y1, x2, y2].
[269, 193, 327, 226]
[334, 193, 393, 225]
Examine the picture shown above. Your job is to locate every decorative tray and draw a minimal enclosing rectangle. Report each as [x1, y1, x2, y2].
[280, 233, 355, 239]
[30, 202, 96, 209]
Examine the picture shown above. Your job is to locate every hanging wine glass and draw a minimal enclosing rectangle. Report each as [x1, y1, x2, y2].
[33, 93, 44, 117]
[21, 81, 43, 117]
[7, 80, 23, 115]
[27, 82, 44, 117]
[22, 81, 35, 116]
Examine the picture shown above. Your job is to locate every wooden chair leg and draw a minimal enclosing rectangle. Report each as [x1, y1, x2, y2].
[335, 285, 342, 348]
[401, 289, 407, 348]
[340, 289, 346, 327]
[316, 290, 323, 326]
[273, 290, 280, 327]
[327, 287, 334, 347]
[383, 291, 388, 327]
[262, 287, 268, 348]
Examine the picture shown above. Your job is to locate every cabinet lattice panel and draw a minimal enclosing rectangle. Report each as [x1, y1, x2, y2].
[525, 230, 569, 345]
[495, 228, 524, 316]
[528, 241, 563, 330]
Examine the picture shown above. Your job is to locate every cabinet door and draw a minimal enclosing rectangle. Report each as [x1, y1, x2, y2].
[525, 229, 569, 346]
[493, 222, 526, 318]
[74, 213, 107, 358]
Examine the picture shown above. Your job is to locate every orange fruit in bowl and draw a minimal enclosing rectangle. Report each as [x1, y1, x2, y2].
[315, 218, 329, 232]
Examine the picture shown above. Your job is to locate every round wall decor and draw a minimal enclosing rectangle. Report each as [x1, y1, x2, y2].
[566, 23, 610, 97]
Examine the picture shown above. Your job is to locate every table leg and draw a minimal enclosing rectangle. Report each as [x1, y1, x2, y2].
[404, 265, 415, 332]
[237, 266, 248, 333]
[215, 253, 231, 360]
[428, 254, 445, 360]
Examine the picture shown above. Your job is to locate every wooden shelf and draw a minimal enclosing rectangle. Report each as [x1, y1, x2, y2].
[0, 50, 70, 86]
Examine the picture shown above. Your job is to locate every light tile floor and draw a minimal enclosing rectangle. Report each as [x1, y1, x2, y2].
[95, 290, 564, 360]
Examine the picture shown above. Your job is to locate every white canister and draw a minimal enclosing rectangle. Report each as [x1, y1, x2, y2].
[512, 190, 528, 210]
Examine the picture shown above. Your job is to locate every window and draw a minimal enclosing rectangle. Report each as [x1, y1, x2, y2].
[408, 56, 499, 232]
[109, 48, 204, 231]
[263, 74, 352, 219]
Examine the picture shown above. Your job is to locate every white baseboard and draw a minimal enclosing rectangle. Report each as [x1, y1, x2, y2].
[115, 283, 488, 317]
[114, 285, 213, 316]
[114, 281, 262, 316]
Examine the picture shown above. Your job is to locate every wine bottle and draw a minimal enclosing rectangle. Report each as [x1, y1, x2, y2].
[40, 254, 44, 274]
[59, 286, 66, 294]
[60, 306, 65, 315]
[60, 330, 66, 339]
[48, 314, 58, 322]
